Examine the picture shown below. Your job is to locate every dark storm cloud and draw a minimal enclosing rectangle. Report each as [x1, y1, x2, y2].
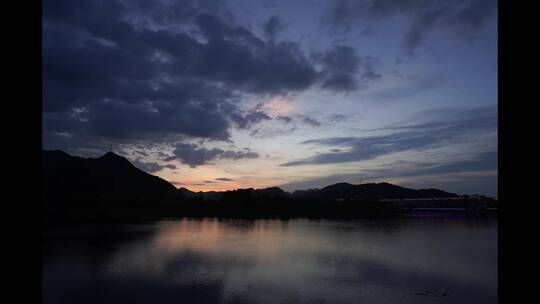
[165, 143, 259, 168]
[186, 13, 319, 94]
[312, 46, 381, 92]
[281, 107, 496, 166]
[44, 0, 375, 152]
[88, 98, 232, 140]
[327, 0, 497, 57]
[43, 2, 238, 141]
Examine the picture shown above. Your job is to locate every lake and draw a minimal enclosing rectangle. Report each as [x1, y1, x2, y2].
[43, 215, 497, 304]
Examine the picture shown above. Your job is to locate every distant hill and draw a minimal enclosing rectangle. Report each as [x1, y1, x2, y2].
[177, 187, 224, 201]
[43, 150, 180, 208]
[294, 182, 458, 201]
[43, 150, 459, 205]
[255, 187, 290, 198]
[43, 150, 477, 222]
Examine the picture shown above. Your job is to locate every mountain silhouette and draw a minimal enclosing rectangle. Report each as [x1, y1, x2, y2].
[43, 150, 461, 205]
[43, 150, 179, 208]
[43, 150, 493, 224]
[300, 182, 457, 200]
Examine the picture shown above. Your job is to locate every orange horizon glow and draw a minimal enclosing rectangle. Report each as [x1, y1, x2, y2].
[170, 180, 273, 192]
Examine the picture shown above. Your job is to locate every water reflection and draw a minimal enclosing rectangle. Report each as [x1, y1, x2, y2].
[43, 217, 497, 304]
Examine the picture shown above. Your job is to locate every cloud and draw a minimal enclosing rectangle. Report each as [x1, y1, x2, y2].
[189, 13, 318, 94]
[281, 107, 496, 166]
[134, 150, 149, 157]
[44, 0, 374, 153]
[170, 181, 205, 187]
[262, 15, 285, 41]
[371, 74, 444, 99]
[220, 150, 259, 160]
[165, 143, 259, 167]
[328, 114, 349, 123]
[231, 111, 272, 129]
[275, 115, 293, 124]
[132, 159, 166, 173]
[411, 151, 497, 176]
[169, 181, 185, 186]
[401, 7, 447, 57]
[215, 177, 235, 181]
[327, 0, 497, 57]
[279, 150, 497, 196]
[302, 117, 322, 127]
[352, 150, 497, 181]
[165, 143, 223, 168]
[312, 46, 381, 92]
[43, 12, 237, 141]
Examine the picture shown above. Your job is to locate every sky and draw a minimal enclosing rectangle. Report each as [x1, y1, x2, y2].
[42, 0, 498, 196]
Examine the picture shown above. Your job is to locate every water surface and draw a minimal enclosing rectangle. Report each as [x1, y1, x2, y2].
[43, 216, 497, 304]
